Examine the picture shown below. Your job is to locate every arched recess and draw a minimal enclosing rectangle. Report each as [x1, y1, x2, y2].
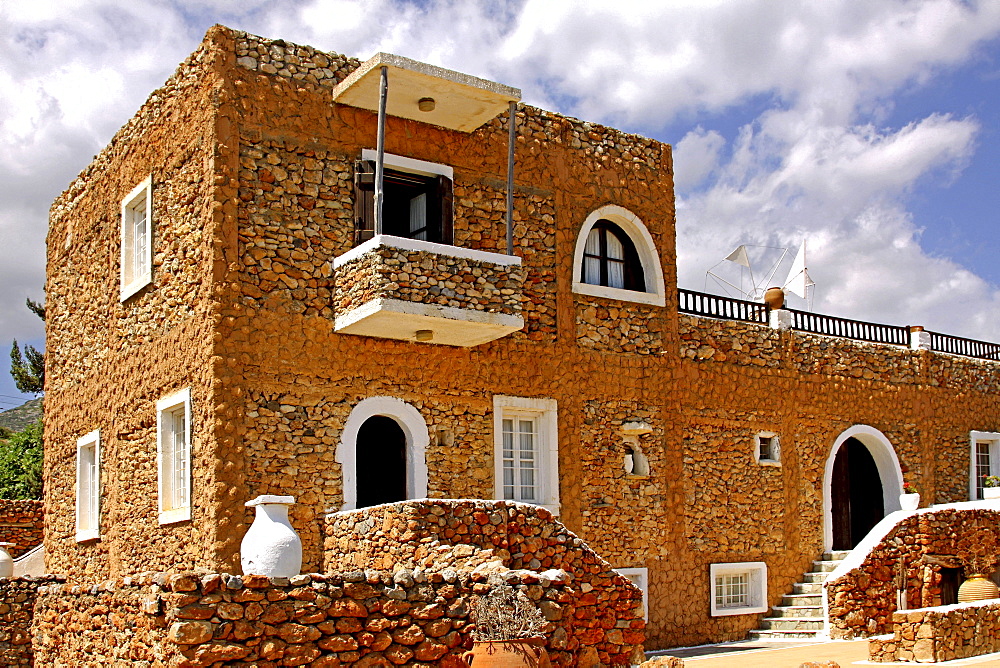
[337, 396, 429, 511]
[822, 425, 904, 552]
[571, 204, 666, 307]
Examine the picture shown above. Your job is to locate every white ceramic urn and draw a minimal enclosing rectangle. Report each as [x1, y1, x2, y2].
[0, 542, 15, 578]
[240, 495, 302, 578]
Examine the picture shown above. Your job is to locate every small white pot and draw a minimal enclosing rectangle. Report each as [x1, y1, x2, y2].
[241, 495, 302, 578]
[0, 542, 14, 578]
[984, 487, 1000, 500]
[899, 493, 920, 511]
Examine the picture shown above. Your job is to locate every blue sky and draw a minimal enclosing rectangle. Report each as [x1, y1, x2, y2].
[2, 0, 1000, 409]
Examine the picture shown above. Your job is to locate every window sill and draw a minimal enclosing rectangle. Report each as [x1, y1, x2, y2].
[159, 508, 192, 525]
[573, 281, 665, 307]
[120, 276, 152, 302]
[758, 460, 781, 467]
[75, 530, 100, 543]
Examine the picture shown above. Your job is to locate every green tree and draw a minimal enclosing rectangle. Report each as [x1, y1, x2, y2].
[0, 420, 43, 499]
[9, 297, 45, 394]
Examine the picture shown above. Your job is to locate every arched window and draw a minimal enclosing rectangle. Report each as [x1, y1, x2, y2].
[572, 205, 665, 307]
[582, 220, 646, 292]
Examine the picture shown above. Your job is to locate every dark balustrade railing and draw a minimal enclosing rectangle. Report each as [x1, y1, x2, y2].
[678, 288, 1000, 362]
[928, 331, 1000, 361]
[678, 288, 769, 324]
[786, 308, 909, 346]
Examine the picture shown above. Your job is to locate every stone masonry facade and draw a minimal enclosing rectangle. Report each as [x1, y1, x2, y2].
[40, 22, 1000, 657]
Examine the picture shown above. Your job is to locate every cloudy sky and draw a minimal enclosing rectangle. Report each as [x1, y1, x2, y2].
[2, 0, 1000, 408]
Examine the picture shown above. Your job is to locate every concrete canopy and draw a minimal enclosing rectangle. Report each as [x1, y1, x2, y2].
[331, 52, 521, 132]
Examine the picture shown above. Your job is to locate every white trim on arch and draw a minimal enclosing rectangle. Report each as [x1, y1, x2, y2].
[571, 204, 666, 306]
[336, 396, 429, 511]
[822, 425, 904, 552]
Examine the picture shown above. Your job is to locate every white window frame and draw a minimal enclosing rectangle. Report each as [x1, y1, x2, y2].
[120, 175, 153, 301]
[755, 432, 781, 466]
[614, 567, 649, 621]
[75, 430, 101, 542]
[970, 431, 1000, 500]
[571, 204, 666, 307]
[493, 396, 559, 515]
[157, 388, 192, 524]
[709, 562, 767, 617]
[361, 149, 454, 180]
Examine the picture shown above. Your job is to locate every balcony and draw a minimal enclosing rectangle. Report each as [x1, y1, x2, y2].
[333, 235, 525, 347]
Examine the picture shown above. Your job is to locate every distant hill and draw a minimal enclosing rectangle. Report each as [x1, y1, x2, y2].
[0, 397, 43, 433]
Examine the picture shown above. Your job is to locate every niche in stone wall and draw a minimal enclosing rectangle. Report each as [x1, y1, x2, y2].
[622, 421, 652, 477]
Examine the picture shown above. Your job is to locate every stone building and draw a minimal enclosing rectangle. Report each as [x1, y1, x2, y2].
[42, 24, 1000, 651]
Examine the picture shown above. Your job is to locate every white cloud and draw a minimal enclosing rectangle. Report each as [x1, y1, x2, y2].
[2, 0, 1000, 403]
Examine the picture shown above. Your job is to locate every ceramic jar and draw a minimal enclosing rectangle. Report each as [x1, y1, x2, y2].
[240, 495, 302, 578]
[0, 542, 14, 578]
[957, 574, 1000, 603]
[463, 640, 551, 668]
[764, 287, 785, 309]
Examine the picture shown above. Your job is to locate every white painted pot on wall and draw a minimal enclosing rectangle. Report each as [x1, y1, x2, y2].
[984, 487, 1000, 500]
[0, 542, 14, 578]
[241, 495, 302, 578]
[899, 493, 920, 511]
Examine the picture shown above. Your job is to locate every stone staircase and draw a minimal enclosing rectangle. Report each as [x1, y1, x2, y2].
[748, 550, 850, 640]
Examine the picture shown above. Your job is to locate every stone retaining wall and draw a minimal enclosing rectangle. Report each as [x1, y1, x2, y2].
[324, 500, 645, 664]
[31, 568, 636, 667]
[0, 500, 43, 558]
[0, 576, 62, 667]
[826, 507, 1000, 639]
[868, 600, 1000, 662]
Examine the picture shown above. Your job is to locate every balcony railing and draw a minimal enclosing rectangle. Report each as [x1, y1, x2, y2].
[678, 288, 769, 324]
[786, 308, 909, 346]
[929, 331, 1000, 361]
[678, 288, 999, 362]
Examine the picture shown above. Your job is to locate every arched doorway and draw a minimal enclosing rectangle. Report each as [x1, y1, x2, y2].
[831, 438, 884, 549]
[337, 396, 429, 511]
[355, 416, 407, 508]
[823, 425, 904, 552]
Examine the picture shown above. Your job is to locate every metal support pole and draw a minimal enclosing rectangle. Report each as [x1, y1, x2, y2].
[505, 101, 516, 255]
[375, 66, 388, 236]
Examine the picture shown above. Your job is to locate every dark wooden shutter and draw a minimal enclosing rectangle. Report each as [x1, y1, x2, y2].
[437, 174, 453, 245]
[353, 160, 376, 245]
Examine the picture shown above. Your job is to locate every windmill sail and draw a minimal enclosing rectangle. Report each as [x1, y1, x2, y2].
[725, 245, 751, 267]
[783, 241, 815, 298]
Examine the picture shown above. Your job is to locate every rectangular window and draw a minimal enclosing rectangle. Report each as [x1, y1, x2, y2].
[157, 388, 192, 524]
[120, 176, 153, 300]
[970, 431, 1000, 501]
[354, 151, 453, 246]
[502, 415, 538, 502]
[756, 432, 780, 464]
[75, 430, 101, 542]
[493, 396, 559, 515]
[715, 572, 749, 609]
[709, 562, 767, 616]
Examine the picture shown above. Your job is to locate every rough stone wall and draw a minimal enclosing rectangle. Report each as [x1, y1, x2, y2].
[868, 601, 1000, 663]
[334, 243, 525, 316]
[323, 500, 645, 665]
[0, 501, 43, 558]
[43, 26, 235, 580]
[32, 569, 635, 667]
[826, 507, 1000, 639]
[0, 576, 62, 667]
